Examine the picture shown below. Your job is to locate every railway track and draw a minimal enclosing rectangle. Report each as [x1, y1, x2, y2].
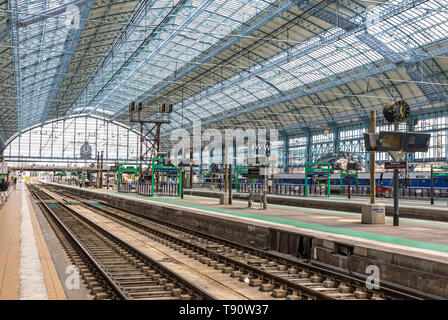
[36, 184, 432, 300]
[28, 185, 215, 300]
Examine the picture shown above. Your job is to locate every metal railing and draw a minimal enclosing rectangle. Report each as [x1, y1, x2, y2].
[135, 182, 180, 196]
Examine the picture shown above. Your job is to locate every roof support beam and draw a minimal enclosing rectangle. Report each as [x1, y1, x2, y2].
[0, 21, 9, 43]
[161, 45, 448, 136]
[110, 0, 329, 122]
[0, 0, 89, 43]
[303, 0, 447, 103]
[9, 0, 23, 133]
[154, 0, 422, 119]
[68, 0, 160, 118]
[132, 0, 299, 106]
[405, 62, 445, 103]
[19, 0, 90, 28]
[40, 0, 93, 125]
[83, 0, 213, 116]
[300, 0, 419, 64]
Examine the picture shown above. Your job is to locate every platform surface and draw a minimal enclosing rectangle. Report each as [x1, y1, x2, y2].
[54, 184, 448, 264]
[0, 184, 66, 300]
[191, 188, 448, 212]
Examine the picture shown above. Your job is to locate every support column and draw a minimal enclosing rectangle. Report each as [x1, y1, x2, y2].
[408, 116, 415, 165]
[306, 130, 312, 163]
[333, 126, 340, 154]
[364, 120, 370, 173]
[199, 145, 203, 184]
[283, 136, 289, 173]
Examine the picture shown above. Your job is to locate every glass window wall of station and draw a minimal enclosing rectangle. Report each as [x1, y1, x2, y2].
[415, 116, 448, 162]
[289, 137, 307, 170]
[5, 116, 140, 164]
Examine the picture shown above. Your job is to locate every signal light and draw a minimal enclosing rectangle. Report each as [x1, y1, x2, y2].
[158, 103, 173, 113]
[138, 102, 142, 111]
[130, 101, 135, 111]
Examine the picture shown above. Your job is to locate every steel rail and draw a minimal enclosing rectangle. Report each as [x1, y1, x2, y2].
[45, 184, 438, 300]
[31, 187, 129, 300]
[85, 199, 433, 300]
[34, 185, 217, 300]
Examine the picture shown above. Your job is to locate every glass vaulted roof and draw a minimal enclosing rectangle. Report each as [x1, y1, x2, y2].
[8, 0, 448, 138]
[68, 0, 275, 116]
[16, 0, 73, 129]
[162, 0, 448, 132]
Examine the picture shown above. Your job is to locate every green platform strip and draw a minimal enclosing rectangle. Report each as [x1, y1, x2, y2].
[184, 194, 448, 228]
[45, 203, 59, 208]
[253, 192, 448, 210]
[213, 188, 448, 209]
[102, 190, 448, 254]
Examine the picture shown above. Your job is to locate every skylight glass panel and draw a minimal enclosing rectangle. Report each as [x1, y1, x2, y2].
[16, 0, 74, 129]
[68, 0, 273, 115]
[368, 0, 448, 54]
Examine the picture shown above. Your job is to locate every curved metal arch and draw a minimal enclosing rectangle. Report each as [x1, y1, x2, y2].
[165, 53, 294, 128]
[253, 75, 305, 127]
[124, 3, 322, 124]
[358, 3, 447, 101]
[421, 59, 448, 96]
[290, 38, 381, 117]
[77, 0, 217, 114]
[19, 25, 69, 45]
[4, 114, 141, 148]
[162, 12, 333, 118]
[21, 83, 54, 98]
[223, 83, 277, 129]
[165, 69, 267, 126]
[184, 81, 269, 125]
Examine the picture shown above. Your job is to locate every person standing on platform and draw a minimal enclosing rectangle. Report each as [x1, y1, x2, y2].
[0, 178, 8, 202]
[13, 177, 17, 191]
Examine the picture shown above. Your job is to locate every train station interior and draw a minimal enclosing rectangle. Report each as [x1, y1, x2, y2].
[0, 0, 447, 307]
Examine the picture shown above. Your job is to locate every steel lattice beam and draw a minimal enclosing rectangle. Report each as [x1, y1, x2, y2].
[161, 45, 448, 136]
[303, 0, 447, 103]
[0, 0, 89, 42]
[405, 62, 445, 103]
[9, 0, 23, 133]
[123, 0, 300, 114]
[155, 0, 424, 119]
[110, 0, 334, 122]
[40, 0, 93, 124]
[0, 21, 9, 43]
[82, 0, 214, 118]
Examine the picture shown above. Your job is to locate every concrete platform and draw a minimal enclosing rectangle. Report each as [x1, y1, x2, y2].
[0, 183, 90, 300]
[0, 184, 66, 299]
[50, 183, 448, 298]
[185, 188, 448, 222]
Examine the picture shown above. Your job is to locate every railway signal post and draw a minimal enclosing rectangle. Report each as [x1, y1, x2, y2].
[364, 101, 431, 226]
